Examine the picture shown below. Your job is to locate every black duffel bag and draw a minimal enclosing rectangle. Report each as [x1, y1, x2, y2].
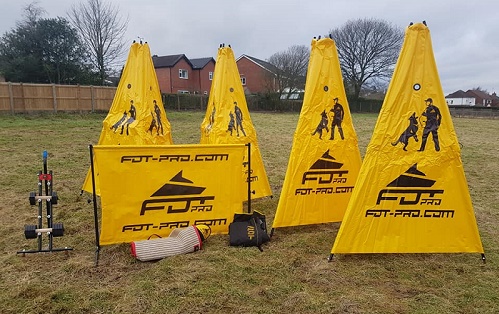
[229, 210, 270, 251]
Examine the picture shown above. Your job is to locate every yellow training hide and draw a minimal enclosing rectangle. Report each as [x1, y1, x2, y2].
[82, 42, 173, 194]
[331, 22, 484, 254]
[272, 37, 361, 229]
[200, 45, 272, 199]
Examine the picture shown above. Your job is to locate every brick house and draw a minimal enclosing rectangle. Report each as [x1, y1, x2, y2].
[236, 55, 278, 94]
[152, 54, 215, 95]
[190, 58, 216, 95]
[491, 92, 499, 107]
[465, 89, 493, 107]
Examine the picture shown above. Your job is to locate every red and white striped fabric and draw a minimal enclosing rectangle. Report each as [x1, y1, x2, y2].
[131, 226, 203, 262]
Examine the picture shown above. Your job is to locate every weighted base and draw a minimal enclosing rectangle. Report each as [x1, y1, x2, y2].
[24, 223, 64, 239]
[29, 191, 58, 205]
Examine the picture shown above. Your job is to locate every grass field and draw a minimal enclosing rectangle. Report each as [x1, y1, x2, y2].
[0, 111, 497, 314]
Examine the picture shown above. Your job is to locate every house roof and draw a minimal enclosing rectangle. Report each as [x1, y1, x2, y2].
[152, 54, 193, 68]
[446, 89, 495, 100]
[445, 90, 468, 98]
[466, 89, 492, 100]
[190, 57, 215, 69]
[236, 54, 279, 73]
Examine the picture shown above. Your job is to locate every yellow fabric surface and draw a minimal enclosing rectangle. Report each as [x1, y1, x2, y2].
[331, 23, 484, 254]
[200, 46, 272, 199]
[95, 144, 245, 245]
[82, 42, 173, 194]
[272, 37, 361, 228]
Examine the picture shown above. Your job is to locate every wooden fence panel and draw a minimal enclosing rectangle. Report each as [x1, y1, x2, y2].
[0, 83, 11, 111]
[10, 84, 27, 112]
[0, 82, 116, 113]
[93, 86, 116, 111]
[57, 85, 79, 111]
[23, 83, 54, 111]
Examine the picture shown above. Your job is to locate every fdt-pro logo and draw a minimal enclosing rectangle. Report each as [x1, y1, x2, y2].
[295, 150, 354, 195]
[366, 164, 454, 218]
[140, 170, 215, 215]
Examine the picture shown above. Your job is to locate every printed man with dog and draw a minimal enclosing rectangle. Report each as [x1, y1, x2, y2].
[418, 98, 441, 152]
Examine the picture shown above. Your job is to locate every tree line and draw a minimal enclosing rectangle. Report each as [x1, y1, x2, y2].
[0, 1, 403, 102]
[0, 0, 127, 86]
[268, 18, 403, 101]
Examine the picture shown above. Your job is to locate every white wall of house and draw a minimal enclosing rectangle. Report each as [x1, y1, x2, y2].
[280, 87, 304, 100]
[445, 97, 475, 106]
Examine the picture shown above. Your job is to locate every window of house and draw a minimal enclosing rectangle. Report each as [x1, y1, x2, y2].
[178, 90, 190, 94]
[241, 76, 246, 85]
[209, 72, 213, 80]
[179, 69, 188, 79]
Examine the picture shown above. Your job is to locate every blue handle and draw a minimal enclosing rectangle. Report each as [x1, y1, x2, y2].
[43, 150, 48, 161]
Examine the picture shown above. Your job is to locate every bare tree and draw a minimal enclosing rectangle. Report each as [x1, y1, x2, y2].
[20, 1, 46, 24]
[267, 45, 309, 99]
[68, 0, 128, 85]
[472, 86, 488, 93]
[330, 18, 403, 100]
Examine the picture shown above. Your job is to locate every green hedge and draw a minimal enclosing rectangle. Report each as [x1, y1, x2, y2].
[160, 93, 383, 113]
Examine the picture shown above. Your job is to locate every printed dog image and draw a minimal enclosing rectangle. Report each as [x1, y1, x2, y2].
[392, 112, 419, 151]
[311, 110, 329, 139]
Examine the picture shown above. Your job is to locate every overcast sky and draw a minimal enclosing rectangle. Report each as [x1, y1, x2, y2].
[1, 0, 498, 95]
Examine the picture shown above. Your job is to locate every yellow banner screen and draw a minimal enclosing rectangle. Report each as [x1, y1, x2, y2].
[93, 144, 245, 245]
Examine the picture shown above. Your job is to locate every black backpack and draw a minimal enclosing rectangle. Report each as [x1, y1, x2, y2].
[229, 210, 270, 251]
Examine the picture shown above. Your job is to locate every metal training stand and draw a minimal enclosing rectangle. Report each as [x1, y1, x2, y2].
[17, 151, 73, 255]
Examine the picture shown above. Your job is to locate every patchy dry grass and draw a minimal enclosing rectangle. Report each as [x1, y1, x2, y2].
[0, 111, 497, 314]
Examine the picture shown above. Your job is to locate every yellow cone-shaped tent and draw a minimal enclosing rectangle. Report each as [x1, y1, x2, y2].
[82, 42, 173, 194]
[272, 37, 361, 229]
[331, 22, 484, 255]
[200, 45, 272, 199]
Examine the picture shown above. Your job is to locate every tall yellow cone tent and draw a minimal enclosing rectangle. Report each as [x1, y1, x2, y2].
[331, 22, 484, 256]
[200, 44, 272, 199]
[82, 42, 173, 194]
[272, 37, 361, 230]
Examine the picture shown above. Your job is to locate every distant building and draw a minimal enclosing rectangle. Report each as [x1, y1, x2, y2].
[445, 90, 476, 106]
[280, 87, 304, 100]
[490, 92, 499, 107]
[445, 89, 495, 107]
[152, 54, 215, 95]
[465, 89, 493, 107]
[190, 57, 216, 95]
[153, 53, 281, 95]
[236, 55, 278, 94]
